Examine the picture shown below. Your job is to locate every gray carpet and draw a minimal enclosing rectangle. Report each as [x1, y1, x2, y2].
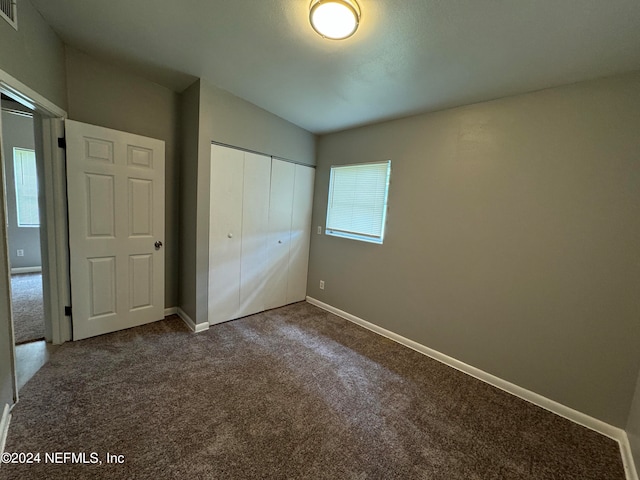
[4, 302, 625, 479]
[11, 273, 45, 344]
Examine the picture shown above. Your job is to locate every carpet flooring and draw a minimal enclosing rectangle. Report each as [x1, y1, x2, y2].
[11, 273, 45, 344]
[4, 302, 625, 479]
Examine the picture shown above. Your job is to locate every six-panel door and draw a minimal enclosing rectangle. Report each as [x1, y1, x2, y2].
[66, 120, 165, 340]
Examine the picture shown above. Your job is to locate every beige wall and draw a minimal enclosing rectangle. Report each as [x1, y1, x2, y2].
[65, 47, 181, 308]
[628, 372, 640, 476]
[307, 72, 640, 427]
[0, 0, 66, 109]
[178, 79, 315, 324]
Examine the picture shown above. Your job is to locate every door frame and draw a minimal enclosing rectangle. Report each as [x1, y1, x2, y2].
[39, 117, 71, 344]
[0, 67, 68, 404]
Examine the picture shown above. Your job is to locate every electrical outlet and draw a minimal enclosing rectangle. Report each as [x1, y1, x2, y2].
[317, 226, 322, 235]
[319, 280, 325, 290]
[17, 249, 24, 257]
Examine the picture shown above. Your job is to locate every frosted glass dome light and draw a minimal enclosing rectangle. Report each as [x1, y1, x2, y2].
[309, 0, 361, 40]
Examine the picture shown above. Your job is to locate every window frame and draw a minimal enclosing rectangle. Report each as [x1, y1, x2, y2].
[325, 160, 391, 245]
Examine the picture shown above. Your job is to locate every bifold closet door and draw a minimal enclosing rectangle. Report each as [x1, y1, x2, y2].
[287, 164, 315, 304]
[209, 145, 244, 324]
[265, 159, 295, 310]
[210, 147, 314, 322]
[238, 152, 270, 318]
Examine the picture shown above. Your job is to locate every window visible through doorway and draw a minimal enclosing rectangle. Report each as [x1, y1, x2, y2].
[13, 147, 40, 227]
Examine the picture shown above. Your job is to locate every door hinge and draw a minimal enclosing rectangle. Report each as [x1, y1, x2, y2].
[64, 306, 72, 316]
[58, 137, 66, 149]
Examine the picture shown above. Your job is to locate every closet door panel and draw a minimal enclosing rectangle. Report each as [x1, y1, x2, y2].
[209, 145, 244, 324]
[239, 152, 271, 317]
[287, 165, 315, 304]
[265, 159, 295, 310]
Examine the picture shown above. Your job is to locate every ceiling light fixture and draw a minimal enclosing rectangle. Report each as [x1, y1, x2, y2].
[309, 0, 361, 40]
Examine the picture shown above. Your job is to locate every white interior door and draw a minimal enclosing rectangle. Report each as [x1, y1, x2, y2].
[209, 144, 244, 324]
[66, 120, 165, 340]
[239, 152, 270, 318]
[265, 159, 295, 310]
[287, 164, 315, 304]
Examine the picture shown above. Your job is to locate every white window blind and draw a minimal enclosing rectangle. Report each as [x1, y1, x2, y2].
[13, 148, 40, 227]
[326, 161, 391, 244]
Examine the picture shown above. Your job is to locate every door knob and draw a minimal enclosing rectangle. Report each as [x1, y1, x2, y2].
[278, 240, 283, 244]
[228, 233, 233, 238]
[154, 241, 163, 250]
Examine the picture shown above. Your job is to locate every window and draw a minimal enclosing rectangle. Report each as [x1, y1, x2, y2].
[325, 160, 391, 244]
[13, 148, 40, 227]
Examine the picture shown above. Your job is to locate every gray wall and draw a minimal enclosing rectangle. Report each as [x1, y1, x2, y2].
[198, 80, 316, 167]
[628, 371, 640, 476]
[179, 79, 315, 324]
[1, 105, 41, 269]
[178, 80, 200, 322]
[0, 0, 66, 110]
[307, 72, 640, 427]
[65, 47, 181, 309]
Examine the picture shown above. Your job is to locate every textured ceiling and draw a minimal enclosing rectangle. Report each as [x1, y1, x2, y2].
[31, 0, 640, 134]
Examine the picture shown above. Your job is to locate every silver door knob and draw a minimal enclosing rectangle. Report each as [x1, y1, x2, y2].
[278, 240, 282, 244]
[228, 233, 233, 238]
[154, 241, 163, 250]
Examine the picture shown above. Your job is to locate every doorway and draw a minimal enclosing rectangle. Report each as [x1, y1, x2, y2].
[1, 95, 46, 345]
[0, 68, 69, 408]
[1, 95, 57, 390]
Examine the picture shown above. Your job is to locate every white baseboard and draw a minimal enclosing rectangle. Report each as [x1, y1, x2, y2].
[164, 307, 177, 316]
[11, 266, 41, 274]
[0, 403, 11, 456]
[306, 296, 638, 480]
[177, 307, 209, 333]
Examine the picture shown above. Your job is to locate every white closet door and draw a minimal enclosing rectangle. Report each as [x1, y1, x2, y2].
[265, 159, 295, 310]
[287, 164, 315, 304]
[239, 152, 271, 317]
[209, 144, 244, 324]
